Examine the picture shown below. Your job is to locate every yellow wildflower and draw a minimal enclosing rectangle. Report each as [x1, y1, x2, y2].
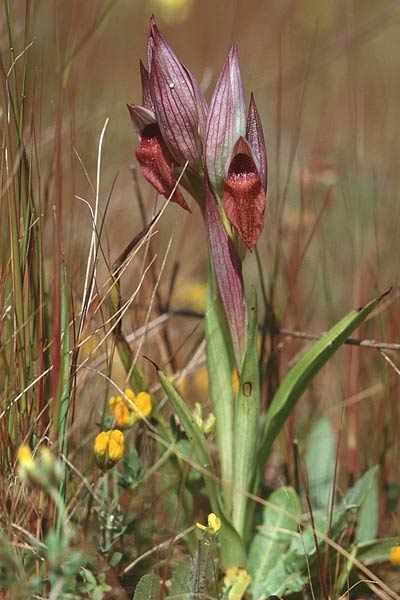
[17, 445, 61, 488]
[17, 445, 34, 466]
[193, 403, 215, 435]
[224, 567, 251, 600]
[109, 395, 132, 429]
[94, 430, 124, 469]
[207, 513, 221, 534]
[17, 445, 38, 484]
[389, 546, 400, 567]
[109, 389, 152, 427]
[129, 390, 152, 420]
[196, 512, 221, 535]
[108, 430, 124, 461]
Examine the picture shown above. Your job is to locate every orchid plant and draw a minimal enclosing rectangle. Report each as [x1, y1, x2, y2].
[128, 17, 386, 573]
[128, 16, 266, 360]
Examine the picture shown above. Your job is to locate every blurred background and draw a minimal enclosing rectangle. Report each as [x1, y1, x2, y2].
[2, 0, 400, 530]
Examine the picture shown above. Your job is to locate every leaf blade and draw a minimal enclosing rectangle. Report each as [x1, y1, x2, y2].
[258, 292, 388, 469]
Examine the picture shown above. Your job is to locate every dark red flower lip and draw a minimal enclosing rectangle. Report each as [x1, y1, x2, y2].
[222, 137, 266, 252]
[135, 122, 190, 211]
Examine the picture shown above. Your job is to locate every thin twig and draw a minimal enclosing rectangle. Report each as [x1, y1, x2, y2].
[166, 308, 400, 352]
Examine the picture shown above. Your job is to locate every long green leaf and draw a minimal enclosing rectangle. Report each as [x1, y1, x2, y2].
[257, 291, 388, 469]
[205, 258, 234, 512]
[232, 289, 259, 537]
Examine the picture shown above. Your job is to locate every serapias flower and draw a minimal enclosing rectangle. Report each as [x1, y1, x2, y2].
[389, 545, 400, 567]
[94, 430, 124, 469]
[196, 512, 221, 535]
[129, 17, 267, 252]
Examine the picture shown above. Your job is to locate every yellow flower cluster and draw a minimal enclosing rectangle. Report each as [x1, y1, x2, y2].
[109, 388, 152, 429]
[93, 388, 152, 469]
[93, 430, 124, 470]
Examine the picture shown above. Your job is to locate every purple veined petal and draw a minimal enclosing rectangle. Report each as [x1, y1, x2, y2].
[246, 93, 267, 191]
[140, 61, 154, 111]
[147, 18, 154, 71]
[148, 17, 207, 173]
[205, 45, 246, 198]
[222, 137, 266, 252]
[127, 103, 156, 135]
[205, 178, 246, 363]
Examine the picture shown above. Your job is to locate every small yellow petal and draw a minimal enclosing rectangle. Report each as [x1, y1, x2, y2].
[133, 392, 152, 419]
[207, 513, 221, 534]
[203, 412, 216, 435]
[196, 513, 221, 535]
[93, 431, 109, 457]
[108, 430, 124, 461]
[124, 388, 136, 402]
[113, 402, 132, 429]
[389, 546, 400, 567]
[224, 567, 251, 600]
[17, 445, 34, 466]
[194, 414, 203, 430]
[109, 395, 122, 409]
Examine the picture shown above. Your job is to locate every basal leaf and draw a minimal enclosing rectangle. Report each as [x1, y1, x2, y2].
[306, 418, 336, 510]
[248, 487, 301, 599]
[356, 472, 379, 543]
[133, 574, 161, 600]
[257, 291, 388, 470]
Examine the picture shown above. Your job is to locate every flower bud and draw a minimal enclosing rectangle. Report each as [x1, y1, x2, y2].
[94, 430, 124, 470]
